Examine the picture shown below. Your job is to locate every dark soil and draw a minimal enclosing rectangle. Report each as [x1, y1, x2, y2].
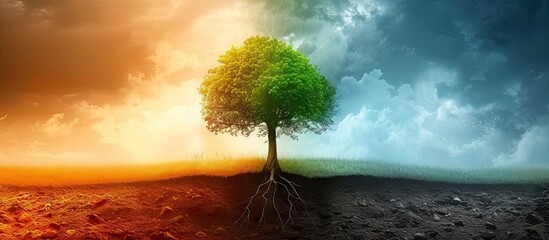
[0, 173, 548, 239]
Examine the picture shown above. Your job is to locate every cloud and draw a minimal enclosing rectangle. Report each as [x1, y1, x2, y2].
[268, 0, 549, 167]
[496, 121, 549, 166]
[0, 114, 7, 121]
[72, 40, 265, 163]
[0, 0, 244, 112]
[37, 113, 79, 136]
[281, 68, 527, 168]
[0, 1, 264, 165]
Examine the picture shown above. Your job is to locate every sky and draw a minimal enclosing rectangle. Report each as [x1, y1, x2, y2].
[1, 0, 548, 168]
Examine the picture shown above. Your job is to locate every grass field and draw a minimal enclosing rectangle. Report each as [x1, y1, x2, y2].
[1, 158, 548, 186]
[280, 159, 549, 184]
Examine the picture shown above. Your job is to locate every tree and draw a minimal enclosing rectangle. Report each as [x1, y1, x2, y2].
[200, 36, 336, 179]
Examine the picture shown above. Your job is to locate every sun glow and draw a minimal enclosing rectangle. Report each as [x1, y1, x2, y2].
[0, 1, 267, 168]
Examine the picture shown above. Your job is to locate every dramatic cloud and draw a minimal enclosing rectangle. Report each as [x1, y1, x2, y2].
[271, 0, 549, 167]
[0, 0, 265, 165]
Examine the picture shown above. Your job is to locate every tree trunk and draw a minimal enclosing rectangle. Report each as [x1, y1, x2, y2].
[262, 124, 280, 177]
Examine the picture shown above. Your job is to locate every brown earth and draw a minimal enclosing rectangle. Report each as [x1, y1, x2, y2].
[0, 173, 548, 240]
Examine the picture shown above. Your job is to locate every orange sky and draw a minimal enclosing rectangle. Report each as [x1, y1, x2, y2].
[0, 0, 270, 165]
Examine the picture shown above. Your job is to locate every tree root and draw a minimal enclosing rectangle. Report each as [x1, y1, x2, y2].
[234, 171, 310, 230]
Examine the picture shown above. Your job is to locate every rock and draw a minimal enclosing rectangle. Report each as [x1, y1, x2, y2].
[525, 212, 544, 224]
[479, 232, 496, 240]
[93, 198, 110, 208]
[17, 212, 32, 223]
[66, 230, 76, 235]
[484, 222, 497, 230]
[39, 230, 59, 239]
[87, 213, 105, 224]
[435, 210, 449, 216]
[524, 227, 540, 237]
[405, 204, 419, 212]
[433, 213, 441, 221]
[6, 204, 23, 214]
[168, 215, 184, 225]
[159, 206, 174, 218]
[395, 212, 423, 228]
[453, 221, 464, 227]
[43, 203, 51, 211]
[185, 189, 203, 199]
[338, 222, 350, 231]
[443, 227, 455, 232]
[451, 197, 462, 205]
[48, 222, 61, 230]
[508, 209, 520, 216]
[474, 213, 484, 219]
[213, 227, 227, 235]
[413, 232, 427, 240]
[194, 231, 208, 238]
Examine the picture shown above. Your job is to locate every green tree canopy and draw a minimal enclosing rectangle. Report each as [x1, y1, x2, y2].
[200, 36, 336, 137]
[199, 36, 336, 174]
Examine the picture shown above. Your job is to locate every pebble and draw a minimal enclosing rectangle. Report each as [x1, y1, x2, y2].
[194, 231, 208, 238]
[163, 232, 179, 240]
[525, 212, 544, 224]
[484, 222, 497, 230]
[39, 230, 59, 239]
[159, 206, 174, 217]
[413, 232, 427, 240]
[168, 215, 184, 225]
[214, 227, 227, 235]
[17, 212, 32, 223]
[49, 222, 61, 230]
[87, 213, 105, 224]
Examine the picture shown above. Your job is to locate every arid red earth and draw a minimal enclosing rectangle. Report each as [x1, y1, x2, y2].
[1, 174, 548, 240]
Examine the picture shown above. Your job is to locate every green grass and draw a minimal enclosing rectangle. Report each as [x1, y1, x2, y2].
[280, 158, 549, 184]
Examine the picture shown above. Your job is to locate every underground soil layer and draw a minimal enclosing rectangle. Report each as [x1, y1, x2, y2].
[0, 173, 548, 240]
